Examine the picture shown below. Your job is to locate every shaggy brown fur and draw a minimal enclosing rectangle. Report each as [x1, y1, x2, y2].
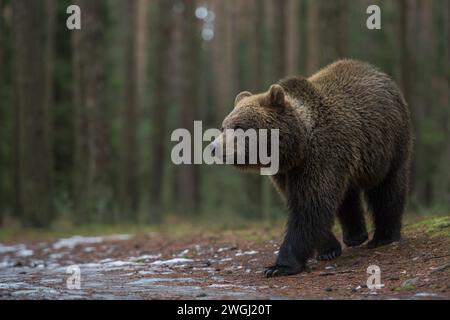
[219, 59, 413, 277]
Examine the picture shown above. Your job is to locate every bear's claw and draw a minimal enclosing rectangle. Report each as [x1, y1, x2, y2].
[264, 265, 304, 277]
[317, 246, 342, 261]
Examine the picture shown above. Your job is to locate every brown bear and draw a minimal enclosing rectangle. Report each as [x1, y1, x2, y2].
[211, 59, 413, 277]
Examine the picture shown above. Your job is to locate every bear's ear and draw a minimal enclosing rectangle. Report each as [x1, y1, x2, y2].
[268, 84, 285, 107]
[234, 91, 252, 106]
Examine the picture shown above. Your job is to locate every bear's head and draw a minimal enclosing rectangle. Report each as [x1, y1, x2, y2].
[210, 84, 308, 174]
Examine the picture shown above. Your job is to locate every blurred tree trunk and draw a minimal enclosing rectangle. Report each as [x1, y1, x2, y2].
[121, 0, 141, 220]
[0, 0, 4, 226]
[307, 0, 348, 73]
[273, 0, 287, 78]
[167, 0, 184, 211]
[442, 0, 450, 206]
[399, 0, 413, 119]
[72, 0, 110, 224]
[285, 0, 299, 75]
[175, 0, 201, 215]
[399, 0, 434, 207]
[306, 0, 319, 74]
[149, 0, 173, 223]
[136, 0, 149, 108]
[416, 0, 434, 206]
[399, 0, 416, 205]
[251, 0, 264, 91]
[268, 0, 300, 77]
[12, 0, 55, 228]
[212, 0, 234, 122]
[320, 0, 348, 64]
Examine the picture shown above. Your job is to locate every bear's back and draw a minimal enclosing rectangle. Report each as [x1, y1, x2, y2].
[308, 59, 406, 113]
[306, 60, 412, 189]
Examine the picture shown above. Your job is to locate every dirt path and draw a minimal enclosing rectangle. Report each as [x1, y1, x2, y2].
[0, 217, 449, 299]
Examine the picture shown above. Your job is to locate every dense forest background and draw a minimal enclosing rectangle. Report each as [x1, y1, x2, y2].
[0, 0, 448, 229]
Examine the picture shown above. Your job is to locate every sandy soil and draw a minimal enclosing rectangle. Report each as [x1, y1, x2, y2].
[0, 217, 449, 299]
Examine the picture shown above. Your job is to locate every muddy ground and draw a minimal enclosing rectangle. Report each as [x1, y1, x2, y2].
[0, 216, 449, 300]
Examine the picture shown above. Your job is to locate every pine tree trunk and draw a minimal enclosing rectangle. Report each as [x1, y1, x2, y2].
[72, 0, 110, 224]
[149, 0, 173, 223]
[121, 0, 140, 220]
[273, 0, 287, 78]
[318, 0, 348, 66]
[175, 0, 201, 215]
[285, 0, 299, 75]
[211, 0, 234, 122]
[12, 0, 55, 228]
[0, 0, 4, 226]
[444, 0, 450, 206]
[306, 0, 319, 74]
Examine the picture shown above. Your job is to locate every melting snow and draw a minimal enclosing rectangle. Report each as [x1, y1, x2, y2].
[0, 244, 24, 254]
[176, 249, 190, 257]
[129, 254, 161, 262]
[150, 258, 193, 266]
[16, 249, 34, 257]
[103, 260, 135, 267]
[129, 277, 196, 285]
[414, 292, 438, 297]
[52, 234, 132, 250]
[235, 250, 258, 256]
[0, 244, 33, 257]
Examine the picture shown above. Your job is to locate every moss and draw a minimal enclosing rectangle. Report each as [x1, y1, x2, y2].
[406, 216, 450, 238]
[394, 284, 416, 292]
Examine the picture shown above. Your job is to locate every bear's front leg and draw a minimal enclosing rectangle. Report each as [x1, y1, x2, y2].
[265, 172, 339, 277]
[264, 235, 308, 277]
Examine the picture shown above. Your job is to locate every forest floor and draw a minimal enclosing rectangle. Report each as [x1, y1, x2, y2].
[0, 215, 449, 300]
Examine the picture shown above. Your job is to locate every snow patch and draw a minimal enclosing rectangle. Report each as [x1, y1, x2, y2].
[0, 282, 31, 290]
[129, 277, 196, 285]
[52, 234, 132, 250]
[17, 249, 34, 257]
[235, 250, 258, 256]
[0, 244, 33, 257]
[129, 254, 161, 262]
[176, 249, 190, 257]
[150, 258, 194, 266]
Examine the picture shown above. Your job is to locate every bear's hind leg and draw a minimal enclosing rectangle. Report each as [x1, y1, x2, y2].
[316, 232, 342, 261]
[337, 190, 368, 247]
[366, 165, 408, 248]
